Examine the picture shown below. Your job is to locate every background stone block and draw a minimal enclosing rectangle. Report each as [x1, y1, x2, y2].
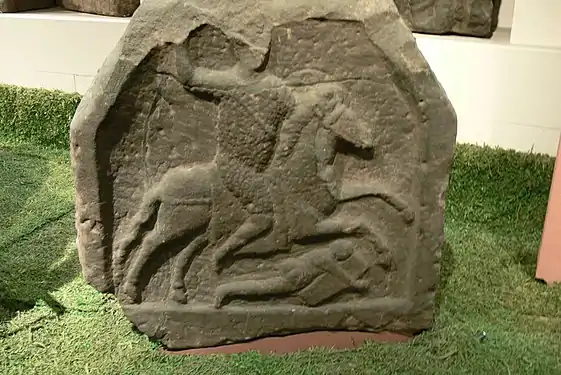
[394, 0, 502, 38]
[56, 0, 139, 17]
[0, 0, 55, 12]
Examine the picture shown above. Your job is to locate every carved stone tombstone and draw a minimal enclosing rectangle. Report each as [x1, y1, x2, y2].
[394, 0, 501, 38]
[0, 0, 55, 12]
[71, 0, 457, 350]
[56, 0, 139, 17]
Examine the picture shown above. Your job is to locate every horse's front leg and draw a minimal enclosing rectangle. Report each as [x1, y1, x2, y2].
[212, 213, 273, 271]
[314, 215, 363, 236]
[338, 181, 415, 224]
[314, 212, 390, 253]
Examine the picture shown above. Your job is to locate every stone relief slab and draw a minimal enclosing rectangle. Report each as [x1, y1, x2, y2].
[70, 0, 457, 349]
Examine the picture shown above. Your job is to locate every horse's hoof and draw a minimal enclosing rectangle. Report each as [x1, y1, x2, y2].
[119, 282, 139, 304]
[343, 223, 361, 234]
[353, 280, 370, 290]
[169, 289, 187, 304]
[403, 210, 415, 224]
[213, 297, 223, 309]
[211, 255, 224, 274]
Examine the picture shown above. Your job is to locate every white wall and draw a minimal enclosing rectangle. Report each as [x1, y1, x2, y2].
[0, 9, 127, 93]
[498, 0, 515, 28]
[417, 31, 561, 156]
[1, 5, 561, 156]
[511, 0, 561, 48]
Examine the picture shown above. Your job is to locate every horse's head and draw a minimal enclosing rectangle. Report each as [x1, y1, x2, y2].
[314, 83, 374, 150]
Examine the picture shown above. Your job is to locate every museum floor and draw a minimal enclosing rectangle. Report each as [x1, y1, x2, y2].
[1, 141, 559, 374]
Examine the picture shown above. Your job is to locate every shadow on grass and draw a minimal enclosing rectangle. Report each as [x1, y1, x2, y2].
[513, 243, 542, 279]
[435, 241, 455, 313]
[0, 145, 79, 329]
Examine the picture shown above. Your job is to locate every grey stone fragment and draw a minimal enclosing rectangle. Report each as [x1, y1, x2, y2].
[70, 0, 457, 349]
[56, 0, 139, 17]
[394, 0, 502, 38]
[0, 0, 55, 12]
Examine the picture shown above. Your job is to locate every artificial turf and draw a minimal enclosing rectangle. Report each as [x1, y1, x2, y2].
[1, 140, 560, 375]
[0, 85, 80, 149]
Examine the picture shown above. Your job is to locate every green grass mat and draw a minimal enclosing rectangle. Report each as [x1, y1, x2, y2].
[0, 85, 80, 149]
[1, 142, 560, 375]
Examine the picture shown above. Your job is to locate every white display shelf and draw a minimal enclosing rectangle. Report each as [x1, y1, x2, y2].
[1, 5, 560, 156]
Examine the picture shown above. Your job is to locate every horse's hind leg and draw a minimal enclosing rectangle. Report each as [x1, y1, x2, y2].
[120, 203, 212, 304]
[169, 234, 209, 303]
[113, 194, 161, 288]
[119, 228, 169, 304]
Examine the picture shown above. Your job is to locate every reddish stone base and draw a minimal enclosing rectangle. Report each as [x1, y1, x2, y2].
[163, 331, 412, 355]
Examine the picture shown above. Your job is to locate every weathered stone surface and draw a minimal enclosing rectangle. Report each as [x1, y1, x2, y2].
[56, 0, 139, 17]
[394, 0, 502, 38]
[70, 0, 457, 350]
[0, 0, 54, 12]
